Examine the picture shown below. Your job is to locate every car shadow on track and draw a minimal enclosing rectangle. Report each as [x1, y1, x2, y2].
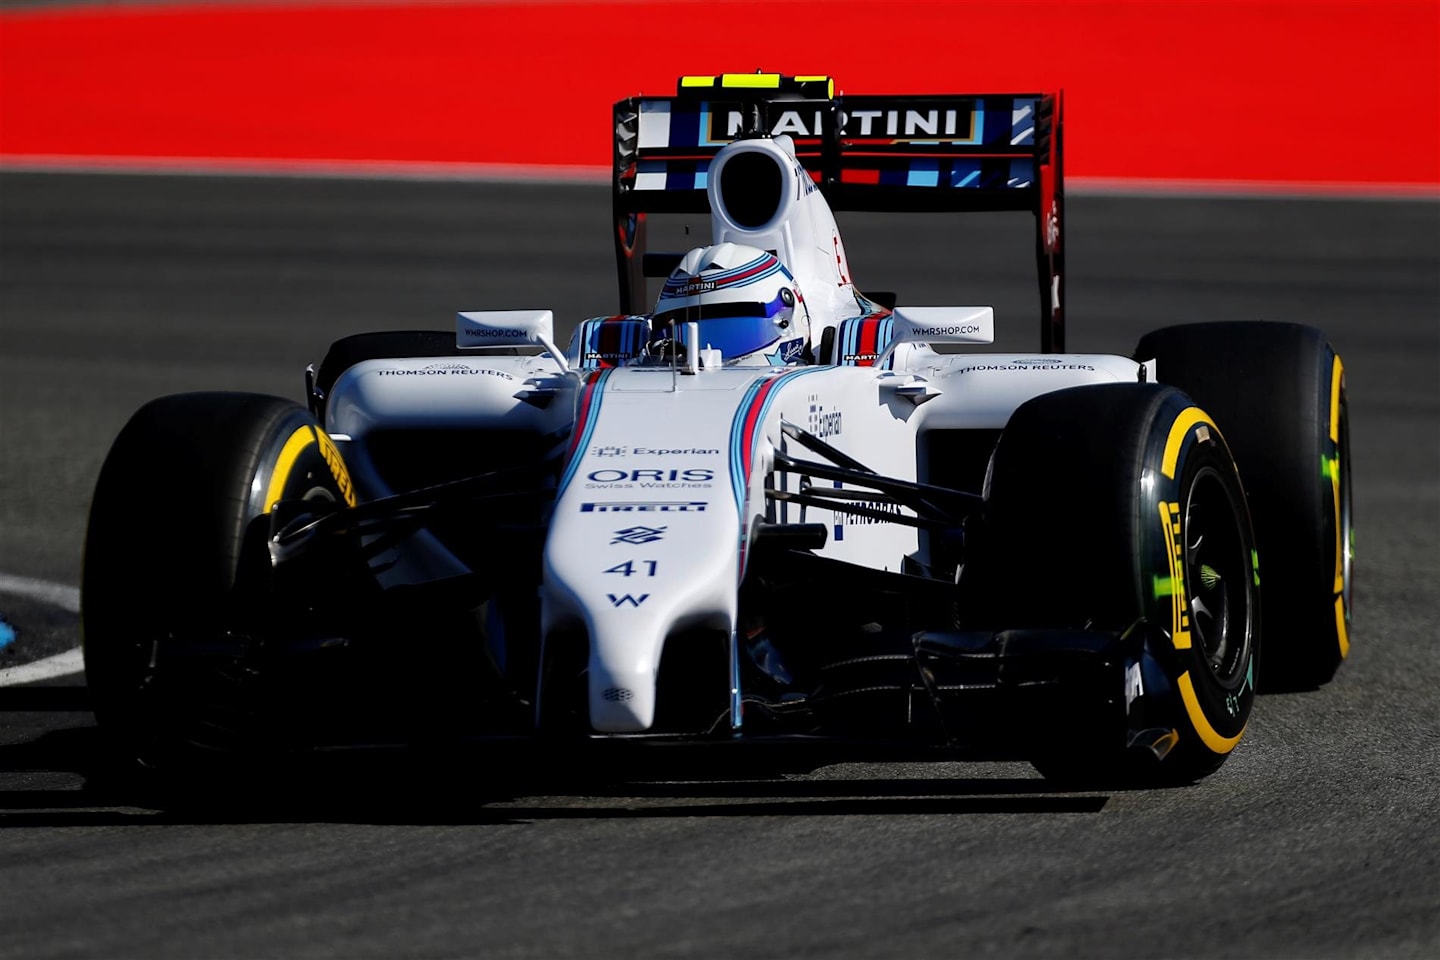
[0, 685, 91, 712]
[0, 690, 1112, 826]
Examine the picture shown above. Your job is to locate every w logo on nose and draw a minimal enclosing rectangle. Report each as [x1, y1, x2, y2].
[607, 594, 650, 608]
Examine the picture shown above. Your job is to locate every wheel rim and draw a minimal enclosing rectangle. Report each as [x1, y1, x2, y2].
[1184, 467, 1251, 686]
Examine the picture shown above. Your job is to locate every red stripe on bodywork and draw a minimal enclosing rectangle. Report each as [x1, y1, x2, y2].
[859, 317, 881, 363]
[566, 372, 604, 457]
[716, 257, 780, 288]
[595, 316, 627, 368]
[738, 377, 782, 480]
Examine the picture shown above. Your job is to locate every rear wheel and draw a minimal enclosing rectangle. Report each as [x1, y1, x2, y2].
[979, 384, 1259, 786]
[82, 392, 354, 772]
[1135, 322, 1351, 689]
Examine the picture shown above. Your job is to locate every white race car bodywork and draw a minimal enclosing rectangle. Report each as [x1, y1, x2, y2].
[323, 133, 1145, 734]
[80, 79, 1321, 788]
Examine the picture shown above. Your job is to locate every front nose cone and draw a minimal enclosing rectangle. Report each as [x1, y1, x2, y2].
[587, 648, 657, 732]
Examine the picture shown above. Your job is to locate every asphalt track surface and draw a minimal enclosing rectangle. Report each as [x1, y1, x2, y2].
[0, 171, 1437, 958]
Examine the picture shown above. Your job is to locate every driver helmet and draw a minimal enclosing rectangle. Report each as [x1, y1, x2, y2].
[652, 243, 810, 366]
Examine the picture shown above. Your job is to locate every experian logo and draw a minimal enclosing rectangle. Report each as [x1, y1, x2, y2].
[589, 446, 720, 457]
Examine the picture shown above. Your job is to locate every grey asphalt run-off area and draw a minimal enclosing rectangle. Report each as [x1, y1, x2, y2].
[0, 170, 1437, 958]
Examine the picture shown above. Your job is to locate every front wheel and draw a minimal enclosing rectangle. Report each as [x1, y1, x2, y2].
[82, 392, 355, 772]
[978, 384, 1260, 786]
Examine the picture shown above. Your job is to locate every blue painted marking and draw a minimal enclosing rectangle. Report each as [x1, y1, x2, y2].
[949, 160, 982, 186]
[842, 317, 859, 360]
[0, 616, 15, 649]
[907, 159, 939, 187]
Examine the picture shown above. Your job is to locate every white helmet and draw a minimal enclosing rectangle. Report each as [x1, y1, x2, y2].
[652, 243, 810, 366]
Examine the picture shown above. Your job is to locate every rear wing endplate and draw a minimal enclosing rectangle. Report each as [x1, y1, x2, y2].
[612, 74, 1065, 351]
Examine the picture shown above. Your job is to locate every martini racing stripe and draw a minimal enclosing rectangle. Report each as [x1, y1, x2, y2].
[728, 366, 833, 508]
[660, 252, 783, 297]
[728, 367, 831, 575]
[574, 315, 651, 369]
[837, 312, 895, 368]
[558, 368, 613, 493]
[596, 316, 649, 365]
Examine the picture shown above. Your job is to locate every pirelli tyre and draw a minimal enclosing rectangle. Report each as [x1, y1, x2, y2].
[981, 384, 1259, 786]
[82, 392, 355, 772]
[1135, 322, 1351, 690]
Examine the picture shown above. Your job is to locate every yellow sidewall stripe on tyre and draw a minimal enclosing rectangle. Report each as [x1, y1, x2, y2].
[1161, 403, 1247, 754]
[265, 426, 316, 513]
[1328, 354, 1349, 659]
[1177, 670, 1246, 754]
[263, 426, 358, 512]
[1161, 406, 1215, 481]
[1329, 355, 1344, 446]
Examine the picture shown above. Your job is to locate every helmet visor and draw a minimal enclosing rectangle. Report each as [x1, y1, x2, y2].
[654, 294, 794, 362]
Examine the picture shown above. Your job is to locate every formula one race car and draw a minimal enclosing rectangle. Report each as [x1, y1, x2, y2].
[82, 75, 1353, 786]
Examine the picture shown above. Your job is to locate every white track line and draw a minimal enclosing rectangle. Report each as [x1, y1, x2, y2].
[0, 573, 85, 686]
[0, 573, 80, 613]
[0, 648, 84, 687]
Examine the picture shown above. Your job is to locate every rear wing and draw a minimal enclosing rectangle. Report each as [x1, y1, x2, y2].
[612, 74, 1066, 351]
